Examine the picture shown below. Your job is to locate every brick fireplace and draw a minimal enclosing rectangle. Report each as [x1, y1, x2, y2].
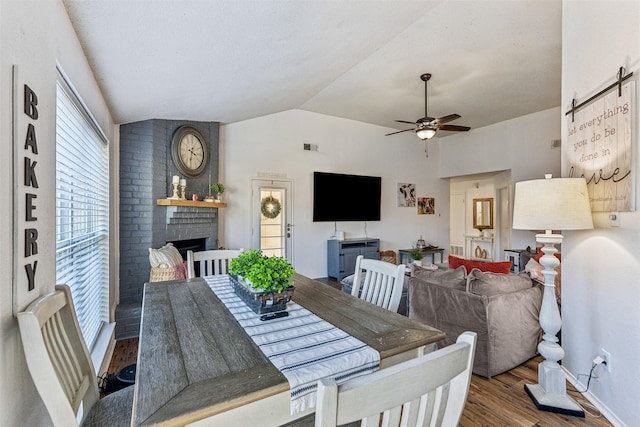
[116, 119, 220, 339]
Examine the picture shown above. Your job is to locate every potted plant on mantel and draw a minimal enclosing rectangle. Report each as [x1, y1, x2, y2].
[229, 249, 295, 314]
[409, 247, 424, 267]
[210, 182, 225, 202]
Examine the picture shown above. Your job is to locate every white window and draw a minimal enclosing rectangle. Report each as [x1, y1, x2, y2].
[55, 74, 109, 350]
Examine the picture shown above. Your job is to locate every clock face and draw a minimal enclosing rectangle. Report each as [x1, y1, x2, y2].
[171, 126, 209, 178]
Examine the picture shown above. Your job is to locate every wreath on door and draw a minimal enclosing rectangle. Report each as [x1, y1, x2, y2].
[261, 195, 282, 219]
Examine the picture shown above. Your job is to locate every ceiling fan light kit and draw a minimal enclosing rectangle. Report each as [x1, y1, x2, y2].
[416, 123, 437, 140]
[386, 73, 471, 141]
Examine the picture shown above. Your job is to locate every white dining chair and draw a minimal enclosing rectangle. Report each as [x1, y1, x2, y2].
[187, 248, 244, 278]
[351, 255, 406, 312]
[313, 331, 477, 427]
[17, 285, 133, 427]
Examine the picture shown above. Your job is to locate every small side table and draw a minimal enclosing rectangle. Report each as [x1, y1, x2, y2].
[398, 247, 445, 265]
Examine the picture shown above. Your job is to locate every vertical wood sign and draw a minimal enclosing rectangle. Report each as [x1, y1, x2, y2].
[13, 65, 42, 316]
[565, 80, 635, 212]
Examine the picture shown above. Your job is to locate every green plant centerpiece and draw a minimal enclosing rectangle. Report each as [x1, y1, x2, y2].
[210, 182, 225, 202]
[228, 249, 295, 314]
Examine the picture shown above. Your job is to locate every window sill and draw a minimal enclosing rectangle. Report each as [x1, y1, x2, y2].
[91, 321, 116, 375]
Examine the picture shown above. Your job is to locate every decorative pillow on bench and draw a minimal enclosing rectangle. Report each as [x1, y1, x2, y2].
[448, 255, 512, 275]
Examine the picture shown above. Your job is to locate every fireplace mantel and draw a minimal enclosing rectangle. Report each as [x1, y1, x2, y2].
[156, 198, 227, 208]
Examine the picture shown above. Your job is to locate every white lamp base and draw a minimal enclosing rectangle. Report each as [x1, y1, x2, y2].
[525, 233, 585, 418]
[525, 383, 584, 417]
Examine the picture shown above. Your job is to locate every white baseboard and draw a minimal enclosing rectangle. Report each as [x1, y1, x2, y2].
[563, 366, 626, 427]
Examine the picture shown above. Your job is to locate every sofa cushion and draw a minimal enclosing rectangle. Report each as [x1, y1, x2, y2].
[448, 255, 512, 274]
[410, 265, 466, 290]
[466, 268, 533, 296]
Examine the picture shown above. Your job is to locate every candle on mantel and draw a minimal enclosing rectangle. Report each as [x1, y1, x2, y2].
[179, 178, 186, 187]
[172, 175, 179, 185]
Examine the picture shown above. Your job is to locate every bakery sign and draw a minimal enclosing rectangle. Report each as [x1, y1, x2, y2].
[565, 78, 635, 212]
[13, 65, 42, 315]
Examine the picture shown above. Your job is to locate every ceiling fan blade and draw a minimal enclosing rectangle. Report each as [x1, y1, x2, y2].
[394, 120, 417, 125]
[436, 114, 461, 124]
[385, 128, 415, 136]
[438, 124, 471, 132]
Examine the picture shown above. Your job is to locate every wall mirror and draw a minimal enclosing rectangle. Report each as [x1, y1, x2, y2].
[473, 198, 494, 230]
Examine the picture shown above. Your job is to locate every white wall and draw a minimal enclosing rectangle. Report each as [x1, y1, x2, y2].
[0, 0, 116, 424]
[220, 109, 451, 278]
[561, 2, 640, 425]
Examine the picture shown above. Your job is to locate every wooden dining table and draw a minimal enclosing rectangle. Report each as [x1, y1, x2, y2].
[131, 273, 445, 427]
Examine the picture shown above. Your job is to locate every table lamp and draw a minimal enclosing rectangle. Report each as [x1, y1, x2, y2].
[512, 175, 593, 417]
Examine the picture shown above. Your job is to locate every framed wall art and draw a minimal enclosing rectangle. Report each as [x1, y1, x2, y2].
[417, 197, 435, 215]
[397, 183, 415, 207]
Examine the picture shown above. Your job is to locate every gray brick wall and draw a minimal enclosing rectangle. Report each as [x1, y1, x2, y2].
[117, 119, 220, 339]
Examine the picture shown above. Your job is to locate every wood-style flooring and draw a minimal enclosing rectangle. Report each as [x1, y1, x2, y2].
[109, 341, 612, 427]
[110, 276, 613, 426]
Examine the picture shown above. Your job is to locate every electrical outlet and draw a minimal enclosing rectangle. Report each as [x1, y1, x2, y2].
[601, 348, 612, 373]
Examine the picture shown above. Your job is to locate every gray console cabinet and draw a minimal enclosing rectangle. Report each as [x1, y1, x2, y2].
[327, 238, 380, 280]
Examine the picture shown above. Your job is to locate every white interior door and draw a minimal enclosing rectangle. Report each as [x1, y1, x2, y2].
[251, 179, 293, 262]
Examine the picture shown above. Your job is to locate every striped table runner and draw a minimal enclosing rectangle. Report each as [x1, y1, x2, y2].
[204, 275, 380, 414]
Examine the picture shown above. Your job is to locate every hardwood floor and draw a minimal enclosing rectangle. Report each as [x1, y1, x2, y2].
[108, 339, 612, 427]
[110, 279, 611, 426]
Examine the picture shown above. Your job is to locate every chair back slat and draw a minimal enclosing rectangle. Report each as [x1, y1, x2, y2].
[43, 310, 89, 411]
[315, 332, 477, 427]
[187, 249, 244, 278]
[18, 285, 99, 426]
[351, 255, 405, 312]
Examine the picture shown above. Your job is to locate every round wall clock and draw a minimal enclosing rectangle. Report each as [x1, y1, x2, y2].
[171, 125, 209, 178]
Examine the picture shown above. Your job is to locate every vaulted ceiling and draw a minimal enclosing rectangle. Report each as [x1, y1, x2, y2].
[63, 0, 562, 136]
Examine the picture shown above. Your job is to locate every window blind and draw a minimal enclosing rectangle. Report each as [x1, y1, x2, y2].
[55, 78, 109, 350]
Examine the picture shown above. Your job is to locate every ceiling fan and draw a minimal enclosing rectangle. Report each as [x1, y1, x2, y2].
[386, 73, 470, 140]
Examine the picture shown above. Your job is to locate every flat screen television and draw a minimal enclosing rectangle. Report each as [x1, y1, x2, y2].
[313, 172, 381, 222]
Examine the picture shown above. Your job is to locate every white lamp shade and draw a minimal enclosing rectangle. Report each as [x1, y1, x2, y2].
[513, 177, 593, 231]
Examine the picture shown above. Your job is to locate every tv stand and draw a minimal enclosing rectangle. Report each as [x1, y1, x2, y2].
[327, 238, 380, 280]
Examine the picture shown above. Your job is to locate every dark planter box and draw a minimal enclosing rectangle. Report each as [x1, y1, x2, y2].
[230, 274, 294, 314]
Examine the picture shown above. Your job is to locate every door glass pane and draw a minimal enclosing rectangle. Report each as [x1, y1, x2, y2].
[260, 189, 284, 257]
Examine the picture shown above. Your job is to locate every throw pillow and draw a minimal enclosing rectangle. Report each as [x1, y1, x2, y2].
[466, 268, 533, 296]
[174, 261, 188, 280]
[410, 265, 466, 290]
[448, 255, 512, 275]
[524, 258, 562, 305]
[524, 258, 545, 283]
[149, 243, 184, 268]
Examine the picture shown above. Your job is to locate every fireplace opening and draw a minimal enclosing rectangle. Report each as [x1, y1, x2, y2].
[168, 238, 208, 276]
